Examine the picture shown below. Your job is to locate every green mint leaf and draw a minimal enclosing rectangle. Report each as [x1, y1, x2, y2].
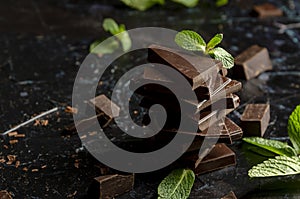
[115, 30, 132, 52]
[288, 105, 300, 154]
[102, 19, 132, 52]
[208, 47, 234, 69]
[248, 156, 300, 178]
[175, 30, 206, 52]
[89, 38, 120, 55]
[245, 144, 277, 157]
[243, 137, 297, 157]
[102, 18, 120, 35]
[121, 0, 165, 11]
[206, 33, 223, 51]
[158, 169, 195, 199]
[171, 0, 199, 7]
[215, 0, 228, 7]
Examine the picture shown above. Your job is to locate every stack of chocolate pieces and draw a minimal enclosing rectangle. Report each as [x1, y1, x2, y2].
[130, 44, 244, 174]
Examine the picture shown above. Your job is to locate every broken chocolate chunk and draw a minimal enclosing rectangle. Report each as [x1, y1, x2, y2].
[240, 104, 270, 137]
[0, 190, 12, 199]
[221, 191, 237, 199]
[252, 3, 283, 18]
[200, 117, 243, 141]
[184, 143, 236, 175]
[89, 95, 120, 118]
[89, 174, 134, 199]
[234, 45, 272, 80]
[148, 44, 224, 89]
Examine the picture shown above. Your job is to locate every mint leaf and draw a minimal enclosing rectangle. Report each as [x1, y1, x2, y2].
[215, 0, 228, 7]
[288, 105, 300, 154]
[208, 47, 234, 69]
[102, 18, 132, 52]
[89, 39, 120, 55]
[243, 137, 297, 157]
[245, 145, 277, 157]
[158, 169, 195, 199]
[115, 31, 132, 52]
[171, 0, 199, 7]
[121, 0, 165, 11]
[175, 30, 206, 52]
[248, 156, 300, 177]
[103, 18, 120, 35]
[206, 33, 223, 51]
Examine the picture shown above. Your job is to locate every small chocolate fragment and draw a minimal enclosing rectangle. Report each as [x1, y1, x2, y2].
[224, 117, 243, 141]
[240, 104, 270, 137]
[252, 3, 283, 18]
[0, 190, 12, 199]
[91, 174, 134, 199]
[89, 95, 120, 118]
[200, 117, 243, 141]
[148, 44, 224, 89]
[65, 95, 120, 132]
[234, 45, 272, 80]
[221, 191, 237, 199]
[184, 143, 236, 175]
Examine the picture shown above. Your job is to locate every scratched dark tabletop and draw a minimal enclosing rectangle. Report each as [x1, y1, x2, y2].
[0, 0, 300, 198]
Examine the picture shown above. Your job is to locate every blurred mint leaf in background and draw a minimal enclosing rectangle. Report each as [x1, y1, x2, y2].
[171, 0, 199, 8]
[121, 0, 165, 11]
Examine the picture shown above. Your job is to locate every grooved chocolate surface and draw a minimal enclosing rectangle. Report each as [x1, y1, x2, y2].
[184, 143, 236, 175]
[148, 44, 224, 89]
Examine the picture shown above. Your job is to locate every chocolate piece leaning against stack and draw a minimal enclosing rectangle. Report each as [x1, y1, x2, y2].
[129, 44, 244, 174]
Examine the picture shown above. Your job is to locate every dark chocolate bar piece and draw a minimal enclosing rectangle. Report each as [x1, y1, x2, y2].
[234, 45, 272, 80]
[143, 66, 228, 97]
[252, 3, 283, 18]
[184, 143, 236, 175]
[200, 117, 243, 141]
[65, 95, 121, 132]
[197, 95, 240, 131]
[221, 191, 237, 199]
[89, 95, 120, 118]
[162, 117, 242, 149]
[224, 117, 243, 140]
[0, 190, 12, 199]
[131, 72, 241, 102]
[240, 104, 270, 137]
[139, 94, 240, 116]
[91, 174, 134, 199]
[148, 44, 224, 89]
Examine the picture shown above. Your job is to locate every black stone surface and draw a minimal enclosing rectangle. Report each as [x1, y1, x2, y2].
[0, 0, 300, 198]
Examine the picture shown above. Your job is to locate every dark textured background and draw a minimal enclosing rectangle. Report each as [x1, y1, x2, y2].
[0, 0, 300, 198]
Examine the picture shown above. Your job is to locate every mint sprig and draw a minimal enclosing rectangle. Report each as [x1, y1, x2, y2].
[245, 105, 300, 178]
[288, 104, 300, 154]
[90, 18, 132, 55]
[158, 169, 195, 199]
[175, 30, 234, 69]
